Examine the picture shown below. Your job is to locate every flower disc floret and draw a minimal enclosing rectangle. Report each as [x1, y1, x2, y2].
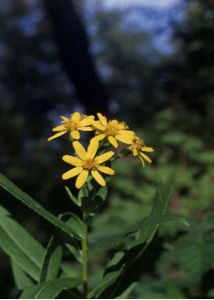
[83, 158, 99, 170]
[62, 140, 115, 189]
[48, 112, 94, 141]
[92, 113, 134, 148]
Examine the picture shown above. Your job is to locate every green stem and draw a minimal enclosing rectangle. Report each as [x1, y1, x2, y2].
[82, 212, 89, 298]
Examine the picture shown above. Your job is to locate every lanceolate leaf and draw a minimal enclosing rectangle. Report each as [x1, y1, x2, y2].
[132, 183, 170, 246]
[64, 212, 84, 239]
[11, 261, 35, 290]
[152, 183, 170, 215]
[90, 214, 189, 248]
[39, 236, 63, 283]
[0, 206, 44, 281]
[39, 212, 83, 283]
[65, 243, 82, 263]
[0, 172, 80, 239]
[21, 277, 82, 299]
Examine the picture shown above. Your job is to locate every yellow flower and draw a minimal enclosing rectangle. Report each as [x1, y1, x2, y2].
[92, 113, 134, 148]
[128, 135, 154, 167]
[48, 112, 94, 141]
[62, 140, 115, 189]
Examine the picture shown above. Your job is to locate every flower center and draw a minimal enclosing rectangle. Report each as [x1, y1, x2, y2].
[132, 138, 144, 151]
[106, 122, 120, 136]
[83, 158, 98, 170]
[65, 120, 77, 131]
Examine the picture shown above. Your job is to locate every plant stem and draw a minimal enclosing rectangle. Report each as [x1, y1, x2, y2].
[82, 212, 88, 298]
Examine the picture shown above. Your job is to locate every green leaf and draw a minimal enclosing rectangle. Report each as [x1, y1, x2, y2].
[11, 261, 34, 290]
[141, 214, 189, 228]
[21, 277, 82, 299]
[90, 243, 156, 298]
[0, 205, 44, 281]
[91, 213, 189, 248]
[78, 185, 91, 214]
[90, 272, 121, 298]
[59, 213, 82, 264]
[94, 186, 108, 202]
[116, 282, 136, 299]
[65, 243, 82, 263]
[78, 185, 88, 203]
[39, 212, 83, 283]
[90, 186, 108, 215]
[39, 236, 63, 283]
[151, 183, 170, 215]
[0, 172, 80, 239]
[65, 186, 81, 207]
[65, 212, 84, 239]
[133, 183, 170, 246]
[89, 252, 124, 298]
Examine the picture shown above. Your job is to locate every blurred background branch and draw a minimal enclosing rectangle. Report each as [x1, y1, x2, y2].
[43, 0, 109, 114]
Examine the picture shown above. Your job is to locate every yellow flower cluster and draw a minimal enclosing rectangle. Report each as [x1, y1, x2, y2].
[48, 112, 154, 189]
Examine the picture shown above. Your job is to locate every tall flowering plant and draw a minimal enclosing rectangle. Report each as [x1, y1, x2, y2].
[0, 112, 188, 299]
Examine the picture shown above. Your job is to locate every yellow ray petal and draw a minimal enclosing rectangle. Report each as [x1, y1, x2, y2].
[97, 166, 115, 175]
[71, 130, 80, 139]
[139, 156, 145, 167]
[73, 141, 87, 159]
[118, 122, 127, 130]
[132, 149, 138, 156]
[62, 167, 83, 180]
[91, 170, 106, 186]
[92, 121, 106, 131]
[87, 140, 99, 158]
[75, 170, 89, 189]
[97, 113, 107, 127]
[120, 130, 135, 136]
[52, 125, 66, 132]
[96, 151, 114, 164]
[80, 116, 94, 126]
[91, 134, 106, 143]
[140, 152, 152, 163]
[48, 131, 67, 141]
[141, 147, 154, 152]
[71, 112, 81, 122]
[116, 132, 134, 144]
[62, 155, 82, 166]
[79, 126, 93, 131]
[60, 116, 68, 121]
[108, 136, 118, 148]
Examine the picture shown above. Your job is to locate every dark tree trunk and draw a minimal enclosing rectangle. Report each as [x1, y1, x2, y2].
[44, 0, 109, 115]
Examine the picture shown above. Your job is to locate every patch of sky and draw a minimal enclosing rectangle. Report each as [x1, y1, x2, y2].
[84, 0, 184, 56]
[120, 6, 184, 55]
[108, 0, 182, 10]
